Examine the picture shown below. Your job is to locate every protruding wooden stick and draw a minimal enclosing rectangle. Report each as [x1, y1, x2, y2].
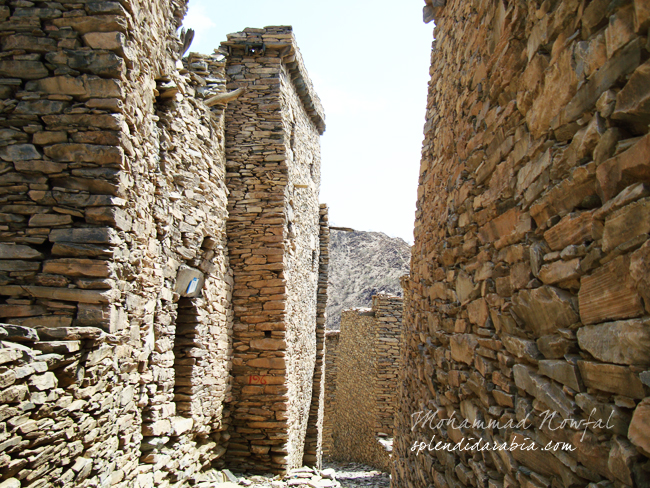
[205, 88, 245, 107]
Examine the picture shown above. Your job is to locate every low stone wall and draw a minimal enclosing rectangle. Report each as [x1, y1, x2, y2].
[323, 294, 403, 471]
[393, 1, 650, 487]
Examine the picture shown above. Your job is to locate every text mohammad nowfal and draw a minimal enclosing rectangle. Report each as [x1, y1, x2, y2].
[409, 407, 616, 455]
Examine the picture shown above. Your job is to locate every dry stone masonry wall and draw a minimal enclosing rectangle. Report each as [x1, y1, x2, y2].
[324, 294, 403, 472]
[222, 27, 326, 474]
[0, 3, 327, 486]
[394, 1, 650, 487]
[301, 204, 330, 468]
[0, 0, 234, 485]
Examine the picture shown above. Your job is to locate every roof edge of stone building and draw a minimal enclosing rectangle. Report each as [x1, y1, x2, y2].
[221, 25, 326, 135]
[423, 0, 445, 23]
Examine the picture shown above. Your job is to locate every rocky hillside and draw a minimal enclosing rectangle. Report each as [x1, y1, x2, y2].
[326, 229, 411, 329]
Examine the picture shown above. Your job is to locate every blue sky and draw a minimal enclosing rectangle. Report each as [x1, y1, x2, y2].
[183, 1, 433, 244]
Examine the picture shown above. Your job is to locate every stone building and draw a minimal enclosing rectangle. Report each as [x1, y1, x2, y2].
[393, 1, 650, 487]
[323, 294, 403, 472]
[0, 0, 326, 485]
[221, 28, 327, 473]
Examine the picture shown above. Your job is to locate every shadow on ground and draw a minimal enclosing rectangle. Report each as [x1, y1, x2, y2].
[323, 461, 390, 488]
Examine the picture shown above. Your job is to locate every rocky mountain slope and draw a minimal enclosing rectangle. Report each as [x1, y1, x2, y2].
[326, 229, 411, 329]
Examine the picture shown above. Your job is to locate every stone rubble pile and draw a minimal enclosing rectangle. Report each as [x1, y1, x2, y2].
[194, 466, 340, 488]
[194, 462, 391, 488]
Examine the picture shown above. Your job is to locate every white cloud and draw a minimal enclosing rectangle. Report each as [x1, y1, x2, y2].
[182, 1, 216, 47]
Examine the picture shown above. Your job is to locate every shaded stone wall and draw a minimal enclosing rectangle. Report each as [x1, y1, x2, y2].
[324, 295, 403, 471]
[322, 329, 340, 461]
[302, 204, 330, 467]
[393, 1, 650, 487]
[222, 27, 326, 473]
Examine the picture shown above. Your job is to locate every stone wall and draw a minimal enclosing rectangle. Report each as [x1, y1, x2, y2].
[302, 204, 330, 468]
[322, 329, 340, 461]
[324, 294, 403, 471]
[394, 1, 650, 487]
[0, 3, 327, 486]
[222, 27, 326, 473]
[373, 295, 404, 437]
[0, 0, 236, 484]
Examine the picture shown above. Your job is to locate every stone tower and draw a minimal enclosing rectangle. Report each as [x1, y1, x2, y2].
[221, 27, 328, 472]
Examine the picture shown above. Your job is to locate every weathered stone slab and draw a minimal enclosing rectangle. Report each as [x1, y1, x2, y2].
[0, 60, 48, 79]
[575, 392, 631, 435]
[450, 334, 478, 365]
[0, 144, 41, 161]
[543, 212, 598, 251]
[538, 258, 581, 285]
[26, 75, 86, 96]
[478, 207, 532, 249]
[85, 207, 131, 230]
[511, 286, 579, 336]
[45, 50, 124, 78]
[0, 324, 38, 342]
[578, 360, 646, 398]
[51, 243, 113, 258]
[247, 358, 285, 370]
[28, 214, 73, 227]
[1, 34, 56, 52]
[250, 338, 286, 351]
[530, 165, 598, 225]
[597, 132, 650, 202]
[509, 432, 583, 487]
[577, 319, 650, 366]
[9, 258, 40, 281]
[538, 360, 582, 391]
[32, 340, 81, 354]
[23, 286, 116, 304]
[51, 14, 127, 34]
[44, 143, 124, 164]
[561, 38, 641, 126]
[608, 436, 642, 485]
[49, 228, 119, 245]
[28, 372, 58, 391]
[51, 176, 121, 196]
[14, 100, 67, 115]
[628, 398, 650, 456]
[43, 259, 111, 278]
[501, 335, 541, 363]
[612, 58, 650, 127]
[602, 197, 650, 252]
[0, 243, 43, 260]
[594, 182, 650, 220]
[42, 114, 125, 130]
[578, 254, 644, 325]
